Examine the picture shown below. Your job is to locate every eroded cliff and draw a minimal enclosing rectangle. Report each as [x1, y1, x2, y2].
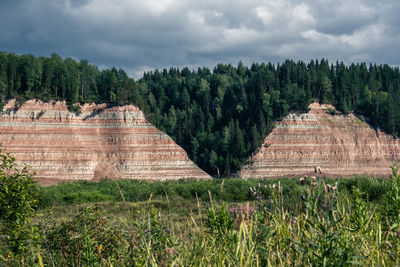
[0, 100, 210, 185]
[240, 102, 400, 178]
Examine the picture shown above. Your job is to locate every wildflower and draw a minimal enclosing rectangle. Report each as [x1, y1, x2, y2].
[322, 203, 328, 210]
[165, 246, 176, 256]
[322, 180, 328, 193]
[326, 182, 338, 193]
[97, 244, 103, 254]
[315, 166, 322, 174]
[300, 176, 307, 185]
[269, 199, 274, 204]
[0, 235, 10, 243]
[228, 207, 237, 213]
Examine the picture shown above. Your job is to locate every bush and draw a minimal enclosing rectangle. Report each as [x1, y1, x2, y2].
[67, 103, 82, 115]
[0, 149, 39, 256]
[385, 166, 400, 222]
[45, 205, 127, 266]
[327, 107, 337, 115]
[358, 177, 389, 201]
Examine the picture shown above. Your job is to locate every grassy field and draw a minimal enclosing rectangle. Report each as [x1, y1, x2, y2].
[38, 174, 390, 207]
[2, 170, 400, 266]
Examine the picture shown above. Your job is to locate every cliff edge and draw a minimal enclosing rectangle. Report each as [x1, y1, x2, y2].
[240, 102, 400, 178]
[0, 99, 210, 185]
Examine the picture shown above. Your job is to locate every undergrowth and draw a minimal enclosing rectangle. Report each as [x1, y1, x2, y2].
[2, 157, 400, 265]
[38, 175, 389, 208]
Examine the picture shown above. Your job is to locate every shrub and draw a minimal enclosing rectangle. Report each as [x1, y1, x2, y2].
[206, 204, 236, 245]
[36, 110, 45, 120]
[127, 207, 176, 266]
[45, 205, 127, 266]
[0, 149, 39, 255]
[358, 177, 389, 201]
[385, 165, 400, 223]
[67, 103, 82, 115]
[327, 107, 337, 115]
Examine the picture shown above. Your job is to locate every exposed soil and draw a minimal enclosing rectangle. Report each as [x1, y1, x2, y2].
[240, 102, 400, 178]
[0, 99, 210, 185]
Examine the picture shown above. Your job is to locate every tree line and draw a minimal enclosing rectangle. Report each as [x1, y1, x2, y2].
[0, 51, 399, 176]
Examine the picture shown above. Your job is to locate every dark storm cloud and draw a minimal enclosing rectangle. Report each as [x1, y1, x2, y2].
[0, 0, 399, 78]
[309, 0, 379, 35]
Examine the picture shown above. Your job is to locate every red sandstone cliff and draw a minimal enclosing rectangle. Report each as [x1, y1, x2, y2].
[240, 102, 400, 178]
[0, 99, 210, 185]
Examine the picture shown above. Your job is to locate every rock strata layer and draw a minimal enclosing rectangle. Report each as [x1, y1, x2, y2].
[0, 100, 210, 185]
[240, 102, 400, 178]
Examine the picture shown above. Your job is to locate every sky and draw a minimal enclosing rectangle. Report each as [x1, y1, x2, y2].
[0, 0, 399, 78]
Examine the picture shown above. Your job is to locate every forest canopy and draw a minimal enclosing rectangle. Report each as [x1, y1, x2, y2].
[0, 52, 399, 176]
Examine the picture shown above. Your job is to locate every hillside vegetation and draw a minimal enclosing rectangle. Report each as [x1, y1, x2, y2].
[1, 52, 400, 175]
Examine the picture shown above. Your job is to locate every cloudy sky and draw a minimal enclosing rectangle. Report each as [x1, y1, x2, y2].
[0, 0, 399, 78]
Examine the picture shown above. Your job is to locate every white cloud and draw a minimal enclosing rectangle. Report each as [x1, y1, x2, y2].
[290, 3, 315, 28]
[340, 24, 385, 50]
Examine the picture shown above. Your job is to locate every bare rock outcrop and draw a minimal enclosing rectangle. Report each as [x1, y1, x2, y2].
[240, 102, 400, 178]
[0, 99, 210, 185]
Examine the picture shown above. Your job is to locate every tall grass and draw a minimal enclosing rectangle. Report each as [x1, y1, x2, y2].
[2, 170, 400, 266]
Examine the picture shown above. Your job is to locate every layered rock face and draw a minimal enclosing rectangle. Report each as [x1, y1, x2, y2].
[240, 102, 400, 178]
[0, 100, 210, 185]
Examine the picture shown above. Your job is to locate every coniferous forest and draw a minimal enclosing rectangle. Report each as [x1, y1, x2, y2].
[1, 52, 400, 176]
